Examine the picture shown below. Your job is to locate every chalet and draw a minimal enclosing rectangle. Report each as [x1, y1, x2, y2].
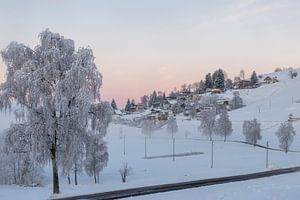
[203, 106, 216, 111]
[130, 104, 137, 112]
[216, 99, 229, 105]
[136, 103, 145, 111]
[152, 101, 161, 108]
[238, 80, 253, 89]
[146, 109, 170, 122]
[163, 99, 177, 110]
[264, 76, 273, 84]
[211, 89, 222, 94]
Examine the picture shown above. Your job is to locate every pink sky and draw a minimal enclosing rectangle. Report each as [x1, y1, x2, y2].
[1, 0, 300, 107]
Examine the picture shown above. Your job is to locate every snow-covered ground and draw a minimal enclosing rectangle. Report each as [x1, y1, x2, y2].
[1, 69, 300, 200]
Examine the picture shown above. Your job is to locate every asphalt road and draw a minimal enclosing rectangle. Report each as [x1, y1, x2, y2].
[54, 166, 300, 200]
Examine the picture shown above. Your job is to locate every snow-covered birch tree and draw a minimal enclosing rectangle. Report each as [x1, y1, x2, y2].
[198, 109, 216, 141]
[166, 116, 178, 139]
[242, 119, 261, 145]
[141, 119, 156, 138]
[214, 109, 233, 141]
[84, 134, 109, 184]
[275, 122, 296, 153]
[0, 29, 112, 194]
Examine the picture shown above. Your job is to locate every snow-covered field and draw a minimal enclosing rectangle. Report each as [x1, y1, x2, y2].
[1, 69, 300, 200]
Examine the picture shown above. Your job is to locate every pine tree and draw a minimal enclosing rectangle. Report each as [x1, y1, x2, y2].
[205, 73, 213, 89]
[250, 71, 258, 85]
[111, 99, 118, 110]
[148, 91, 157, 107]
[225, 79, 233, 89]
[125, 99, 131, 112]
[239, 69, 245, 80]
[212, 69, 225, 89]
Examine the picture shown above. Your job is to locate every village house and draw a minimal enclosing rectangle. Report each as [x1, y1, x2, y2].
[264, 76, 273, 84]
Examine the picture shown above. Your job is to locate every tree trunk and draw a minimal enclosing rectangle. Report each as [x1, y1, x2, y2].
[51, 150, 59, 194]
[93, 163, 97, 184]
[51, 135, 60, 194]
[224, 134, 226, 142]
[68, 174, 71, 185]
[74, 163, 78, 185]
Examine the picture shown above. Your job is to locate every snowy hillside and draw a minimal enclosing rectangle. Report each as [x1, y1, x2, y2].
[1, 69, 300, 200]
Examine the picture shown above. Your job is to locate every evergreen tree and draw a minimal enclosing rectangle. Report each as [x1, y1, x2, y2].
[212, 69, 225, 89]
[111, 99, 118, 110]
[250, 71, 258, 85]
[125, 99, 131, 112]
[205, 73, 213, 89]
[225, 79, 233, 89]
[148, 91, 157, 107]
[131, 99, 136, 106]
[239, 69, 245, 80]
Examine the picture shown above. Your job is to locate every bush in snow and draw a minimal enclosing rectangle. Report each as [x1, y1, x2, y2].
[288, 68, 297, 79]
[242, 119, 261, 145]
[119, 163, 131, 183]
[275, 122, 296, 153]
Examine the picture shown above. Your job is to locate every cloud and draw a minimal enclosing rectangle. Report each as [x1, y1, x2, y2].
[223, 0, 292, 23]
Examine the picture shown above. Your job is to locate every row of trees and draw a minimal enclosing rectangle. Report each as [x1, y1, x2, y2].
[243, 118, 296, 152]
[198, 109, 233, 141]
[199, 110, 296, 153]
[0, 30, 113, 193]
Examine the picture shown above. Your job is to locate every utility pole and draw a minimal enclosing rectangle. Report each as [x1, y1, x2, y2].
[123, 135, 126, 156]
[144, 136, 147, 158]
[266, 141, 269, 168]
[173, 138, 175, 161]
[211, 140, 214, 168]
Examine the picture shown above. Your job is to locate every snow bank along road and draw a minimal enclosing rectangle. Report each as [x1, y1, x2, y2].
[54, 166, 300, 200]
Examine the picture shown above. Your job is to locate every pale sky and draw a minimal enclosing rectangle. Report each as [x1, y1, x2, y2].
[1, 0, 300, 107]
